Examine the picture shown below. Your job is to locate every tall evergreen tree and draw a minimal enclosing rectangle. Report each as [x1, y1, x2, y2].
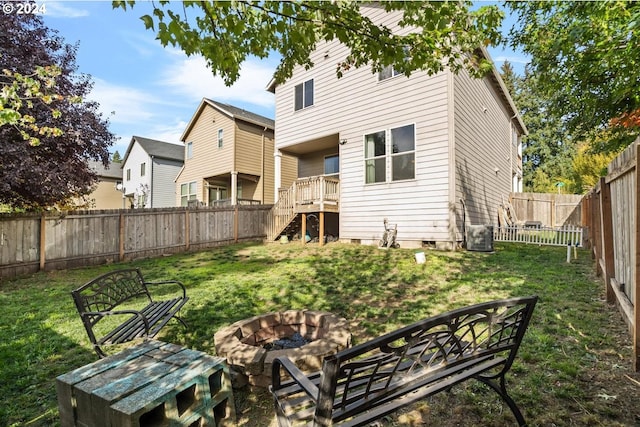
[500, 62, 576, 191]
[0, 14, 114, 210]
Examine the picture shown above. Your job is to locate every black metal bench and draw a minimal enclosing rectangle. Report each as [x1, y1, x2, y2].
[71, 268, 189, 358]
[270, 296, 538, 427]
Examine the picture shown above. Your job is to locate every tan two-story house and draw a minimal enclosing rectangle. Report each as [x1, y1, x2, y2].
[175, 98, 296, 207]
[267, 5, 525, 249]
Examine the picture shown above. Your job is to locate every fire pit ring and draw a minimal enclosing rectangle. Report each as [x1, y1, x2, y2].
[214, 310, 351, 388]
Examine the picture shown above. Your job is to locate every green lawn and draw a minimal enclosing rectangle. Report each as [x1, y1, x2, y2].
[1, 242, 638, 426]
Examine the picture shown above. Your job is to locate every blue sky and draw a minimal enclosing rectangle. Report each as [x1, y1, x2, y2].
[40, 1, 529, 156]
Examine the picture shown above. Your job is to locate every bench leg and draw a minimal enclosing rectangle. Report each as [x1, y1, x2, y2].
[174, 315, 188, 329]
[475, 375, 526, 426]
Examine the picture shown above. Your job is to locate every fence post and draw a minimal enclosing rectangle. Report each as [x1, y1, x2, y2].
[634, 143, 640, 371]
[119, 212, 125, 261]
[234, 205, 239, 243]
[39, 212, 46, 271]
[185, 209, 190, 251]
[597, 177, 615, 303]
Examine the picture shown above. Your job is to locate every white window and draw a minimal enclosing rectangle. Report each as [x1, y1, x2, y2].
[294, 79, 314, 111]
[364, 130, 386, 184]
[324, 154, 339, 176]
[180, 181, 197, 206]
[140, 162, 146, 177]
[208, 185, 228, 205]
[390, 125, 415, 181]
[217, 129, 223, 148]
[186, 142, 193, 159]
[126, 168, 131, 181]
[364, 124, 415, 184]
[378, 65, 403, 81]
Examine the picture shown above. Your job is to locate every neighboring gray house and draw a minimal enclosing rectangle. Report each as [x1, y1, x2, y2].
[266, 5, 526, 249]
[121, 136, 184, 208]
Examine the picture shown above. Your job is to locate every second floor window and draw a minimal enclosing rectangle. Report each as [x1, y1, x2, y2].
[140, 162, 146, 177]
[378, 65, 403, 81]
[126, 168, 131, 181]
[186, 142, 193, 159]
[294, 79, 314, 111]
[217, 129, 223, 148]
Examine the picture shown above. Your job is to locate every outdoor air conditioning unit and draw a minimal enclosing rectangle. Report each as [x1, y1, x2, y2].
[466, 225, 494, 252]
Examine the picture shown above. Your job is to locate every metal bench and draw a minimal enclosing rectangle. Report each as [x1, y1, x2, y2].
[71, 268, 189, 358]
[270, 296, 538, 427]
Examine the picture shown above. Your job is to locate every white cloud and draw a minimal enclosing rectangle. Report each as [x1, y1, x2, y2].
[44, 2, 90, 18]
[492, 55, 530, 66]
[88, 78, 159, 125]
[159, 56, 277, 110]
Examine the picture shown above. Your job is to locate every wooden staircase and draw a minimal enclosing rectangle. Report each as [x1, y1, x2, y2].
[266, 176, 339, 241]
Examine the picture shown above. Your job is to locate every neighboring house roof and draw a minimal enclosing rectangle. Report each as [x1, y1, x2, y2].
[121, 136, 184, 164]
[180, 98, 275, 142]
[88, 160, 122, 180]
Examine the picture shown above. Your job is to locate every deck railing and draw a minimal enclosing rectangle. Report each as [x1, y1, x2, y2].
[493, 225, 584, 247]
[266, 176, 339, 241]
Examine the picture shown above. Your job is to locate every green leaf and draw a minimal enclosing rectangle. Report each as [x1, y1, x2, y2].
[140, 15, 154, 31]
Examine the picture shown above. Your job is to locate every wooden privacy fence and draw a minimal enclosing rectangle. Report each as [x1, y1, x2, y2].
[0, 205, 270, 279]
[581, 138, 640, 370]
[508, 192, 583, 227]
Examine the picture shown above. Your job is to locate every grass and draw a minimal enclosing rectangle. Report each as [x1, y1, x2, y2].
[1, 241, 639, 426]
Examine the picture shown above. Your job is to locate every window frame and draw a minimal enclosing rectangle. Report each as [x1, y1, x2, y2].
[180, 181, 197, 206]
[363, 129, 387, 184]
[217, 129, 224, 149]
[363, 123, 416, 184]
[140, 162, 146, 177]
[186, 141, 193, 159]
[294, 78, 314, 111]
[323, 154, 339, 176]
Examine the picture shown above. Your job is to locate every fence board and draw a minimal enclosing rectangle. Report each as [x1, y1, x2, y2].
[0, 206, 270, 279]
[581, 138, 640, 370]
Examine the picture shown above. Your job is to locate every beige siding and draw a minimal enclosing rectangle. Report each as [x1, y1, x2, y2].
[87, 179, 124, 209]
[177, 106, 236, 205]
[235, 122, 274, 203]
[274, 33, 452, 245]
[279, 153, 298, 191]
[453, 69, 514, 234]
[299, 148, 339, 178]
[273, 5, 520, 246]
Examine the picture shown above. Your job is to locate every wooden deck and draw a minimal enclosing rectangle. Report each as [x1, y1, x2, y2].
[266, 176, 339, 241]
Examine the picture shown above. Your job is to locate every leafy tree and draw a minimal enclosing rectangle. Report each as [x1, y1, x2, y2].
[506, 1, 640, 153]
[0, 65, 72, 146]
[0, 14, 114, 210]
[113, 1, 505, 85]
[112, 150, 122, 163]
[570, 135, 621, 194]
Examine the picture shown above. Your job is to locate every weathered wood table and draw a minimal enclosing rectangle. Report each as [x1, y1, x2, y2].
[56, 340, 235, 427]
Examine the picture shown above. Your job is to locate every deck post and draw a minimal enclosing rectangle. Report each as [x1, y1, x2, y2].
[301, 213, 307, 244]
[319, 212, 325, 246]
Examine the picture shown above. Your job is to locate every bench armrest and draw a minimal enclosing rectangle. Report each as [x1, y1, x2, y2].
[271, 356, 319, 401]
[143, 280, 187, 299]
[82, 309, 151, 335]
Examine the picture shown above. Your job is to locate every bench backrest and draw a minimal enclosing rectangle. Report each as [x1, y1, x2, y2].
[71, 269, 152, 327]
[315, 296, 538, 423]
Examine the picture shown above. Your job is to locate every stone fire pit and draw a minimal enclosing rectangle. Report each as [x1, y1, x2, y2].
[214, 310, 351, 388]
